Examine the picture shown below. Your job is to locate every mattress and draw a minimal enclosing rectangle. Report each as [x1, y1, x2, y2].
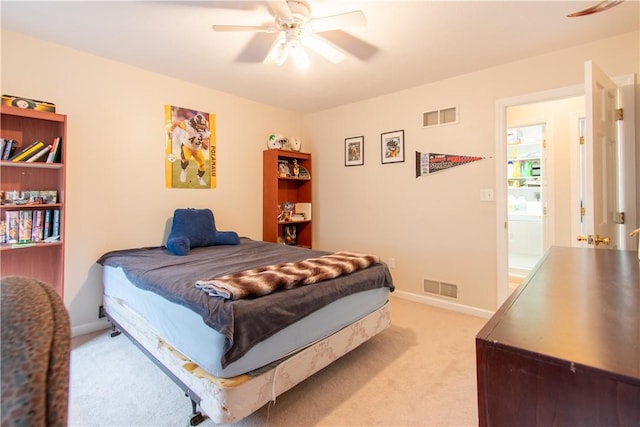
[103, 265, 390, 378]
[104, 291, 391, 424]
[97, 239, 394, 369]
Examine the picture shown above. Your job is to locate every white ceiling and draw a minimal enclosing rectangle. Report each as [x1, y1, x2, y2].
[2, 1, 638, 113]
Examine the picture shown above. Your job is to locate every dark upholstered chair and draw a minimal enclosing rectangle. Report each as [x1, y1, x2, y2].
[1, 276, 70, 427]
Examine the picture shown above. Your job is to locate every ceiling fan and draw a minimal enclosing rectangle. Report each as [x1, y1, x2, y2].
[567, 0, 624, 17]
[211, 0, 368, 70]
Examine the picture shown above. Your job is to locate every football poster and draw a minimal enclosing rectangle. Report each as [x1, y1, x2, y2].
[416, 151, 486, 177]
[165, 105, 216, 188]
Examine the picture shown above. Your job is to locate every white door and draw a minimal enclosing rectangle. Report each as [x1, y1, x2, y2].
[582, 60, 620, 249]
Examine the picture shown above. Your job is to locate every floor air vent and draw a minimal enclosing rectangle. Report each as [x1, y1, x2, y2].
[423, 279, 458, 299]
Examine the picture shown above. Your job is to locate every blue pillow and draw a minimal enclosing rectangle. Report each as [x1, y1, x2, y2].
[215, 231, 240, 245]
[166, 208, 240, 255]
[167, 208, 217, 256]
[166, 235, 190, 256]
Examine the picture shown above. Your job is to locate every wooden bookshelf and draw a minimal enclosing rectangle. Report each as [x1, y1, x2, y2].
[1, 105, 66, 297]
[263, 149, 312, 248]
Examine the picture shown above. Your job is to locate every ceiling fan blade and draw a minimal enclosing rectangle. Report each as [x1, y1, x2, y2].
[317, 30, 378, 61]
[567, 0, 624, 17]
[266, 0, 292, 21]
[263, 33, 288, 65]
[301, 33, 346, 64]
[212, 24, 276, 32]
[310, 10, 366, 32]
[236, 32, 279, 63]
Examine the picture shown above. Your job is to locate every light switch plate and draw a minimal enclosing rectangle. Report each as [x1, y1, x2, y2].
[480, 188, 494, 201]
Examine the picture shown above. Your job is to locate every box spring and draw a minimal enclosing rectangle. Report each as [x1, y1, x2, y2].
[103, 293, 390, 424]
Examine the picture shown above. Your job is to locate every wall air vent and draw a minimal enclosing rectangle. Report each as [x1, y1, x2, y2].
[423, 279, 440, 295]
[423, 279, 458, 299]
[440, 282, 458, 299]
[422, 106, 458, 128]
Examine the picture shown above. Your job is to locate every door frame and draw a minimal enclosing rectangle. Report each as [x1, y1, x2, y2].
[495, 74, 636, 306]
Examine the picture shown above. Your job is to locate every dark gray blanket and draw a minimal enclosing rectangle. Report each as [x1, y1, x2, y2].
[97, 238, 394, 368]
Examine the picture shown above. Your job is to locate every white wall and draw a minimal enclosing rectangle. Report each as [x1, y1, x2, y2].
[2, 29, 638, 332]
[1, 30, 307, 335]
[305, 31, 639, 312]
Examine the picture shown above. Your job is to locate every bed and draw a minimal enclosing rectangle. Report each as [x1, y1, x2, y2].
[97, 223, 394, 425]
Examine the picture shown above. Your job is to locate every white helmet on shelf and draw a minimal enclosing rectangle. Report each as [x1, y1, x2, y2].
[267, 133, 288, 149]
[289, 136, 302, 152]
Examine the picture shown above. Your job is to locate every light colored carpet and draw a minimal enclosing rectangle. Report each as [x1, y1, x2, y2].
[69, 295, 487, 426]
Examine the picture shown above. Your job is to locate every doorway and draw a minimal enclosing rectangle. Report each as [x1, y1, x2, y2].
[505, 97, 585, 291]
[505, 121, 547, 291]
[496, 69, 637, 306]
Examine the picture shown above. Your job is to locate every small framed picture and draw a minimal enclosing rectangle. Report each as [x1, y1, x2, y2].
[283, 224, 298, 245]
[278, 159, 291, 177]
[381, 130, 405, 164]
[345, 136, 364, 166]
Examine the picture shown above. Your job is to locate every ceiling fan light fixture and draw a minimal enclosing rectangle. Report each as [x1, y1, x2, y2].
[264, 35, 288, 65]
[288, 39, 309, 70]
[214, 0, 369, 69]
[301, 33, 346, 64]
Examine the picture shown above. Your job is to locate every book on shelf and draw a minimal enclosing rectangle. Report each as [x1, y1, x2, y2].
[2, 139, 15, 160]
[43, 209, 52, 239]
[0, 138, 6, 157]
[52, 209, 60, 238]
[4, 211, 19, 243]
[46, 136, 62, 163]
[0, 209, 52, 245]
[18, 210, 33, 243]
[10, 140, 44, 162]
[25, 144, 52, 162]
[31, 210, 44, 242]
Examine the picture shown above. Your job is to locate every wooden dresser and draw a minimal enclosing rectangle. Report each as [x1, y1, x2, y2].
[476, 246, 640, 426]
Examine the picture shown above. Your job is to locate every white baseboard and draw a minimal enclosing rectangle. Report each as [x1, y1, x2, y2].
[392, 290, 494, 319]
[71, 318, 110, 338]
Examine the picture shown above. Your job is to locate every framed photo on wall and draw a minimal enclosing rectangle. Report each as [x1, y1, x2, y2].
[381, 130, 404, 164]
[345, 136, 364, 166]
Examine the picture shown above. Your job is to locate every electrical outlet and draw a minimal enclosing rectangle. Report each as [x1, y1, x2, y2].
[388, 257, 396, 268]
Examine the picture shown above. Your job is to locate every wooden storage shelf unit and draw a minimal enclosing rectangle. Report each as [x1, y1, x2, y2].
[1, 105, 67, 297]
[263, 149, 312, 248]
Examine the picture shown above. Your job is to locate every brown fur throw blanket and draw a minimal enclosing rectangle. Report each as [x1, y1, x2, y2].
[195, 251, 380, 300]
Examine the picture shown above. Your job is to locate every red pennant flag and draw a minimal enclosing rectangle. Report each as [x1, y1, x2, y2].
[416, 151, 486, 177]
